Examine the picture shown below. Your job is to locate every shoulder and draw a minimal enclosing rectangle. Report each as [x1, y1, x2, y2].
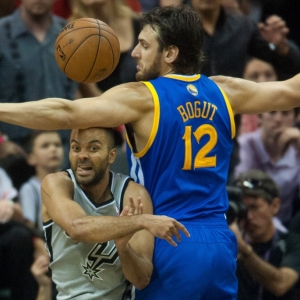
[52, 14, 67, 25]
[126, 180, 150, 198]
[0, 11, 15, 27]
[103, 82, 153, 104]
[224, 9, 256, 29]
[19, 176, 38, 190]
[42, 171, 71, 187]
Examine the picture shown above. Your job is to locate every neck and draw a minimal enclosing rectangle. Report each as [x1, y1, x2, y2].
[20, 6, 52, 42]
[82, 173, 111, 204]
[199, 8, 220, 35]
[162, 67, 175, 76]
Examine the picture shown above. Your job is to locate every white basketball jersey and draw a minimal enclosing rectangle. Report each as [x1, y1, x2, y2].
[43, 170, 133, 300]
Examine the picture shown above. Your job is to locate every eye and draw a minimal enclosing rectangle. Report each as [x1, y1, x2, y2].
[90, 146, 99, 151]
[141, 42, 148, 49]
[71, 145, 80, 152]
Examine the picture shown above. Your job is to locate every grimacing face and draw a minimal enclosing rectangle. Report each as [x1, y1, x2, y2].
[132, 25, 165, 81]
[69, 128, 115, 188]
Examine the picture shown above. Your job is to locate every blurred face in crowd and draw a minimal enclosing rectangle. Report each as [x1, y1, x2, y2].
[28, 132, 63, 173]
[242, 195, 279, 243]
[243, 58, 278, 83]
[21, 0, 55, 17]
[132, 25, 166, 81]
[260, 110, 296, 138]
[191, 0, 222, 12]
[69, 128, 116, 188]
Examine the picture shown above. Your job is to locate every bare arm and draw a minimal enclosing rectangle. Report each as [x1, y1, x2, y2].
[230, 222, 299, 296]
[0, 82, 152, 131]
[114, 183, 154, 290]
[41, 172, 189, 244]
[211, 74, 300, 115]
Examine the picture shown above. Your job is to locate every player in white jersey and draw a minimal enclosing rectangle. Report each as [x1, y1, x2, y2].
[41, 127, 189, 300]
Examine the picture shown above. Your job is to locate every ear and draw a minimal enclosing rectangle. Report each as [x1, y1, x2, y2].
[108, 148, 117, 164]
[270, 197, 280, 216]
[164, 45, 179, 64]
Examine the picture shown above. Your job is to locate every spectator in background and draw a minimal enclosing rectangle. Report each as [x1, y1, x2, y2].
[0, 167, 38, 299]
[0, 0, 100, 169]
[190, 0, 300, 80]
[230, 169, 300, 300]
[19, 130, 64, 234]
[30, 255, 52, 300]
[236, 0, 300, 49]
[234, 106, 300, 226]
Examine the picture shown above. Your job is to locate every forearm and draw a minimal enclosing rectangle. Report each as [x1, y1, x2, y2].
[68, 215, 146, 243]
[0, 98, 74, 130]
[240, 246, 297, 296]
[35, 284, 52, 300]
[116, 242, 152, 290]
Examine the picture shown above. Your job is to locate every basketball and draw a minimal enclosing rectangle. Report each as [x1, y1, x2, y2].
[55, 18, 120, 83]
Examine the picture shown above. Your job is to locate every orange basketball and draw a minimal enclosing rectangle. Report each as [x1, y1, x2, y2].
[55, 18, 120, 83]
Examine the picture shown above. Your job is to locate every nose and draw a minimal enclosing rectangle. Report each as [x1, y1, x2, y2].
[77, 150, 89, 160]
[131, 43, 140, 58]
[272, 111, 284, 122]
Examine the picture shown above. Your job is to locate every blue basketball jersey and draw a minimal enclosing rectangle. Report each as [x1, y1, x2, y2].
[127, 74, 235, 222]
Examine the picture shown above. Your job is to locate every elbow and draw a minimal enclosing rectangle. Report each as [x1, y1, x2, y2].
[269, 280, 296, 298]
[271, 285, 292, 298]
[133, 265, 153, 290]
[134, 274, 151, 290]
[67, 219, 88, 242]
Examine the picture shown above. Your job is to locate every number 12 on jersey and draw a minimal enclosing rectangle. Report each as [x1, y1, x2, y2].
[182, 124, 217, 170]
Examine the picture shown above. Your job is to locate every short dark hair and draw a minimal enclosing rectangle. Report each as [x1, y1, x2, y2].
[24, 130, 60, 154]
[140, 5, 204, 74]
[103, 127, 116, 150]
[235, 169, 279, 203]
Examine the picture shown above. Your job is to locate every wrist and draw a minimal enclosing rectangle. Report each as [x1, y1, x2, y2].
[276, 42, 290, 56]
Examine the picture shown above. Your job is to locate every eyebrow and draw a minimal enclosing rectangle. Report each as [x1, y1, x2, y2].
[70, 139, 101, 144]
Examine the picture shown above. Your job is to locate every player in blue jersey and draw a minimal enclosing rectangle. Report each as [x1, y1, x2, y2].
[1, 4, 300, 300]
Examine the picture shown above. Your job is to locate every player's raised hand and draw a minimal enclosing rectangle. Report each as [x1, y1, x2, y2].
[143, 215, 190, 247]
[119, 196, 143, 217]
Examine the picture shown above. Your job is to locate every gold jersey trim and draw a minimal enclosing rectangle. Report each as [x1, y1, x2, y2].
[127, 81, 160, 158]
[219, 87, 236, 139]
[164, 74, 201, 81]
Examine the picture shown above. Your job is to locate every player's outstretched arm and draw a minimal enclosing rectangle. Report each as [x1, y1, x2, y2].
[41, 172, 189, 244]
[211, 73, 300, 115]
[0, 82, 151, 131]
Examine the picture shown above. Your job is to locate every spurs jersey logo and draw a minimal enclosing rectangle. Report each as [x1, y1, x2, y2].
[82, 240, 119, 281]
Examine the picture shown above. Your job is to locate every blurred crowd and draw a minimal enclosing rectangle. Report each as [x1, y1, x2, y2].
[1, 0, 300, 299]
